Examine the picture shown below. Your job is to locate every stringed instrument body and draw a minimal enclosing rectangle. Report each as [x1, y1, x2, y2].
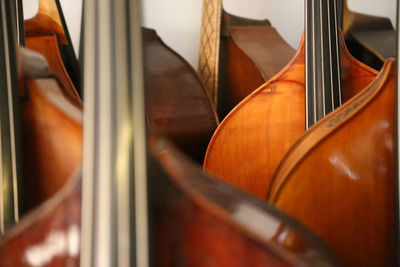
[18, 0, 82, 211]
[267, 59, 396, 266]
[341, 0, 395, 70]
[24, 0, 81, 100]
[199, 0, 295, 118]
[205, 0, 396, 265]
[204, 32, 377, 199]
[148, 136, 341, 267]
[144, 28, 218, 163]
[0, 2, 82, 263]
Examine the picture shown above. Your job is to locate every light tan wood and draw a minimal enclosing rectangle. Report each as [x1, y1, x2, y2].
[203, 33, 377, 199]
[198, 0, 223, 104]
[268, 59, 396, 266]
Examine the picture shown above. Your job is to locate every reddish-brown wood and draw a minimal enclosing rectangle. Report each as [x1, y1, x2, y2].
[268, 59, 396, 266]
[20, 77, 82, 210]
[25, 34, 80, 104]
[149, 136, 341, 266]
[144, 28, 218, 163]
[0, 74, 82, 266]
[217, 14, 296, 117]
[24, 0, 67, 45]
[0, 172, 81, 267]
[204, 33, 377, 199]
[24, 0, 82, 96]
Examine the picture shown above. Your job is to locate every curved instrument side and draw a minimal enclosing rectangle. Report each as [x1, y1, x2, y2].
[144, 28, 218, 163]
[0, 75, 82, 266]
[21, 77, 82, 210]
[217, 16, 295, 117]
[342, 0, 395, 70]
[149, 136, 341, 266]
[25, 34, 81, 104]
[204, 32, 377, 199]
[268, 59, 396, 266]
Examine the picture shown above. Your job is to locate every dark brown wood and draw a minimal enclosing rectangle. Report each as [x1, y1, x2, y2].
[148, 136, 341, 267]
[217, 13, 296, 118]
[342, 0, 396, 70]
[144, 28, 218, 163]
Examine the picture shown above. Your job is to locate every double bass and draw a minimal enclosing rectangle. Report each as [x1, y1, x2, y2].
[205, 0, 396, 265]
[198, 0, 295, 118]
[143, 28, 218, 163]
[0, 0, 340, 266]
[340, 0, 396, 70]
[24, 0, 81, 97]
[20, 0, 82, 212]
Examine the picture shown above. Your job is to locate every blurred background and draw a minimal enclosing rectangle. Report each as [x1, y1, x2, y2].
[23, 0, 396, 68]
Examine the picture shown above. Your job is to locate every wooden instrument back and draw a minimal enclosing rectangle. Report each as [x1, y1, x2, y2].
[341, 0, 395, 70]
[217, 13, 295, 117]
[198, 0, 295, 118]
[144, 28, 218, 163]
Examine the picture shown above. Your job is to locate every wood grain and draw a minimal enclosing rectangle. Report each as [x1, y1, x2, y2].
[204, 32, 378, 199]
[268, 59, 396, 266]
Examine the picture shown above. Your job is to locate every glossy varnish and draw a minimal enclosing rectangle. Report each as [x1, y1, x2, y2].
[149, 137, 341, 267]
[204, 33, 377, 199]
[268, 59, 396, 266]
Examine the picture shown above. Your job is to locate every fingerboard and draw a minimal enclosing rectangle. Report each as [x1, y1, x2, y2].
[305, 0, 342, 129]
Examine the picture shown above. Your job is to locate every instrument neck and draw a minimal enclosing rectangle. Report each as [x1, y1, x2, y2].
[198, 0, 223, 105]
[305, 0, 342, 129]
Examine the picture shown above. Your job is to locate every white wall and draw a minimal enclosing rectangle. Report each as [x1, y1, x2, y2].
[24, 0, 396, 68]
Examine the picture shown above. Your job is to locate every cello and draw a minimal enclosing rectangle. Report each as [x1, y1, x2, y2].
[198, 0, 295, 118]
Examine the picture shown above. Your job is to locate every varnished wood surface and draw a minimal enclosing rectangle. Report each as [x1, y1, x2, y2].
[0, 172, 80, 266]
[25, 34, 81, 104]
[218, 24, 295, 117]
[204, 33, 377, 199]
[342, 0, 395, 70]
[144, 28, 218, 163]
[149, 136, 341, 266]
[21, 77, 82, 210]
[268, 59, 396, 266]
[0, 76, 82, 266]
[24, 0, 67, 44]
[24, 0, 82, 96]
